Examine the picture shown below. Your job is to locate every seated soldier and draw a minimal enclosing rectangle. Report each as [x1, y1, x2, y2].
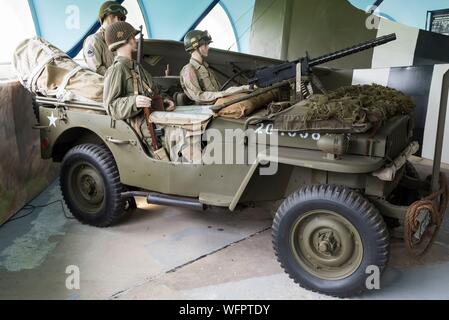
[103, 21, 174, 158]
[180, 30, 253, 105]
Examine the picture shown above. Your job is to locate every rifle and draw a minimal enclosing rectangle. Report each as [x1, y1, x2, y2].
[135, 25, 161, 152]
[249, 33, 397, 88]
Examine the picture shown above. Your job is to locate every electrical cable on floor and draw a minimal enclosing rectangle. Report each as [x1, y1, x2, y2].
[2, 200, 75, 226]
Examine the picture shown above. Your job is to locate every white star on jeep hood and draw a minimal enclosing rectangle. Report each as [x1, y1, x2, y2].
[48, 112, 58, 128]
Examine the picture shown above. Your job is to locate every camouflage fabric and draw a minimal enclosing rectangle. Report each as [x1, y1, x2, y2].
[83, 28, 115, 76]
[104, 56, 160, 151]
[274, 84, 415, 133]
[267, 101, 292, 116]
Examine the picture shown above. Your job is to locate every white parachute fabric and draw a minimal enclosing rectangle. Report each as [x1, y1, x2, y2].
[12, 38, 104, 103]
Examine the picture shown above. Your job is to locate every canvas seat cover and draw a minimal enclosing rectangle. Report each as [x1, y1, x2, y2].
[150, 110, 213, 164]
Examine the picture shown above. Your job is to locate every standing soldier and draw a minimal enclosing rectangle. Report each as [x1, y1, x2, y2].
[103, 21, 174, 158]
[180, 30, 253, 105]
[83, 1, 128, 75]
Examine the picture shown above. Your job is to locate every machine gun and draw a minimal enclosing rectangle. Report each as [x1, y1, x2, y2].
[249, 33, 397, 88]
[211, 34, 397, 113]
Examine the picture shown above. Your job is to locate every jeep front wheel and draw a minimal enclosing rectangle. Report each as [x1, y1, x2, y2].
[272, 185, 389, 297]
[60, 144, 128, 227]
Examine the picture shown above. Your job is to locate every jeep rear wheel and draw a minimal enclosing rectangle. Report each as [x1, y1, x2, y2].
[60, 144, 129, 227]
[272, 185, 389, 297]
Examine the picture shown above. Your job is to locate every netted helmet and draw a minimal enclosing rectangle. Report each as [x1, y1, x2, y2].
[105, 21, 140, 52]
[99, 1, 128, 23]
[184, 30, 212, 52]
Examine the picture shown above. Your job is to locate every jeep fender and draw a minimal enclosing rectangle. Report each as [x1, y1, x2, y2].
[229, 147, 385, 211]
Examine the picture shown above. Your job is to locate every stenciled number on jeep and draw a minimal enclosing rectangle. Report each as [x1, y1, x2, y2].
[255, 123, 321, 141]
[255, 122, 274, 135]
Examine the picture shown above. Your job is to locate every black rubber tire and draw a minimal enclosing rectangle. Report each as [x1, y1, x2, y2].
[60, 144, 128, 227]
[272, 185, 390, 298]
[405, 161, 420, 179]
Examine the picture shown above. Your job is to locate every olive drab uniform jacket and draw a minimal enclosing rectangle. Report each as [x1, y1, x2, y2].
[180, 58, 223, 104]
[180, 58, 252, 105]
[104, 56, 159, 151]
[83, 28, 115, 76]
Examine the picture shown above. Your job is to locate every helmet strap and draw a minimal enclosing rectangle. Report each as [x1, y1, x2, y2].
[197, 44, 209, 59]
[191, 49, 204, 64]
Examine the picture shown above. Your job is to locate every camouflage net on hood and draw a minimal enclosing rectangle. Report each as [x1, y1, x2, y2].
[305, 84, 415, 124]
[273, 84, 415, 133]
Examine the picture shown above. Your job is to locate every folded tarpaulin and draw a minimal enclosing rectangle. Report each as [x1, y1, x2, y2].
[13, 37, 104, 103]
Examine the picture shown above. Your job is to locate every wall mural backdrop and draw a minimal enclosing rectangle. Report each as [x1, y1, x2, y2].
[0, 82, 59, 225]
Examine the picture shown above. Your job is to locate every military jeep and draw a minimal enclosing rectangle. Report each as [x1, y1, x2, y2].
[33, 40, 448, 297]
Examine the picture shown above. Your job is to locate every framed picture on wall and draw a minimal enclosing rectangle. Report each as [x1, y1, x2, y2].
[427, 9, 449, 35]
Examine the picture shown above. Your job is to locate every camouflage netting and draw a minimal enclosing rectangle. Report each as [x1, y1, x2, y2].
[306, 84, 415, 124]
[273, 84, 415, 133]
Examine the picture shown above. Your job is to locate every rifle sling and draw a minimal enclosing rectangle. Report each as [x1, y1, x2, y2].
[132, 68, 160, 151]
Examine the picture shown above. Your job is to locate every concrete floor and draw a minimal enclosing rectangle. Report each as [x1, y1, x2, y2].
[1, 159, 449, 300]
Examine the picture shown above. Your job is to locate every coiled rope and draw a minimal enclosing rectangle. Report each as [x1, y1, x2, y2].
[404, 173, 449, 256]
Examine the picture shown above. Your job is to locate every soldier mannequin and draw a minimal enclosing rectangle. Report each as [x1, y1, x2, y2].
[103, 21, 174, 155]
[180, 30, 253, 105]
[83, 1, 128, 76]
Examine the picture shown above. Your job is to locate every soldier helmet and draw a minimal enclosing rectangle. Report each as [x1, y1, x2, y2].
[99, 1, 128, 23]
[184, 30, 213, 52]
[105, 21, 140, 52]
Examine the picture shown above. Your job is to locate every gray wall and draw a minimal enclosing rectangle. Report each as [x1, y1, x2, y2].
[250, 0, 377, 68]
[249, 0, 293, 60]
[249, 0, 449, 69]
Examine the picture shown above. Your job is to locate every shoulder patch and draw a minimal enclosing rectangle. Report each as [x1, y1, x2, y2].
[182, 66, 197, 83]
[87, 44, 95, 57]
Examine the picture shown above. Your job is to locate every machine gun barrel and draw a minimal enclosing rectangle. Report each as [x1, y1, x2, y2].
[304, 33, 397, 67]
[249, 33, 397, 88]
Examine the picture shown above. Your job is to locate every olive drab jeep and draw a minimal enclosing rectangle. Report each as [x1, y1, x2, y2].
[32, 39, 449, 298]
